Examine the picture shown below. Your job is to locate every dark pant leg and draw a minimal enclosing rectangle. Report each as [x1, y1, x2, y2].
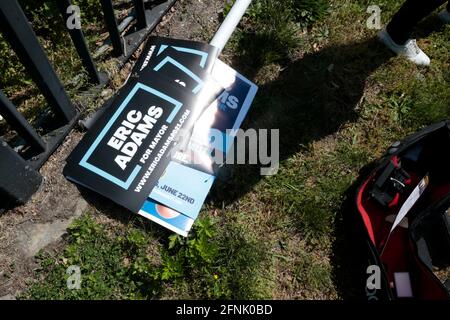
[386, 0, 447, 45]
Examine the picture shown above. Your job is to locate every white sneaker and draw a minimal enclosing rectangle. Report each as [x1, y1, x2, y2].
[378, 29, 431, 67]
[438, 9, 450, 24]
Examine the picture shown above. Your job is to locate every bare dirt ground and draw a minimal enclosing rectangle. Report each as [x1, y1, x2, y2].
[0, 0, 224, 298]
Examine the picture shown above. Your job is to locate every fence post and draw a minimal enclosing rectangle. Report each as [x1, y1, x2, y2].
[0, 0, 77, 124]
[132, 0, 147, 30]
[56, 0, 107, 85]
[100, 0, 124, 56]
[0, 138, 42, 205]
[0, 90, 46, 153]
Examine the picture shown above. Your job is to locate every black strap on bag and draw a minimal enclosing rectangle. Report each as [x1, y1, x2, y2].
[410, 193, 450, 290]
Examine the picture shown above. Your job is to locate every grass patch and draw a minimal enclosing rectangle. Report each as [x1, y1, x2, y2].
[24, 215, 146, 299]
[0, 0, 116, 138]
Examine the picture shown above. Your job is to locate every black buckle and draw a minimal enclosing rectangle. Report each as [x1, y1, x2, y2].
[370, 160, 410, 207]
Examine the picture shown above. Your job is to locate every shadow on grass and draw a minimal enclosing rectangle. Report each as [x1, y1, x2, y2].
[209, 36, 392, 205]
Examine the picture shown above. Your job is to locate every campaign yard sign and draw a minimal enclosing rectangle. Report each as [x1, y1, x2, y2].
[64, 37, 258, 236]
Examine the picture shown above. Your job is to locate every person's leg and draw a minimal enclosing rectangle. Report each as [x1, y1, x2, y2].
[386, 0, 447, 45]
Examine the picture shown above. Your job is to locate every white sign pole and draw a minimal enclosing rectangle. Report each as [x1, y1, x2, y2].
[210, 0, 253, 53]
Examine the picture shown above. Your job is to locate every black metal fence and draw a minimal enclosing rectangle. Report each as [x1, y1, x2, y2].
[0, 0, 176, 207]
